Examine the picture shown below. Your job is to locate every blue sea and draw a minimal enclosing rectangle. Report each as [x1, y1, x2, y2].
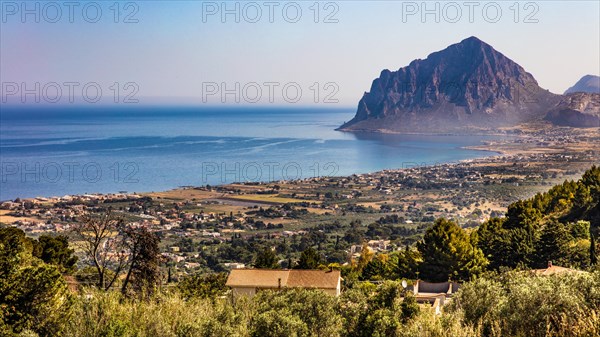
[0, 106, 499, 200]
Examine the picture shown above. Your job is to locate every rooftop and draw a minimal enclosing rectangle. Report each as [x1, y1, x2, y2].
[531, 261, 582, 276]
[226, 269, 340, 289]
[532, 265, 579, 275]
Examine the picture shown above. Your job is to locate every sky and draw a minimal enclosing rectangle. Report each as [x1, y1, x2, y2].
[1, 0, 599, 107]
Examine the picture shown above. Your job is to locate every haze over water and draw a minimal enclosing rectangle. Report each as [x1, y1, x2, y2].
[0, 107, 498, 200]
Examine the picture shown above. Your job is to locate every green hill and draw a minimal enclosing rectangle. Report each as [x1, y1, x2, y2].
[477, 165, 599, 269]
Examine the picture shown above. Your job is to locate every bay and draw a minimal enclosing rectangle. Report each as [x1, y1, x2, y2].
[0, 106, 499, 200]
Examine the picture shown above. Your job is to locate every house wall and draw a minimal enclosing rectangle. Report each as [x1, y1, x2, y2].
[322, 288, 339, 296]
[231, 286, 340, 297]
[232, 287, 256, 297]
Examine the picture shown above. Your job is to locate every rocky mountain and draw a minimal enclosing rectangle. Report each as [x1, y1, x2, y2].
[545, 92, 600, 127]
[338, 37, 561, 133]
[564, 75, 600, 94]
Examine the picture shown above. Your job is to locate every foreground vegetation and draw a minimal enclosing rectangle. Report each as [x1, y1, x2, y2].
[1, 166, 599, 336]
[3, 270, 600, 337]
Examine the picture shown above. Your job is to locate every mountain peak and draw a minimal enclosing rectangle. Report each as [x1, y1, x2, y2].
[421, 36, 513, 74]
[459, 36, 486, 45]
[565, 75, 600, 94]
[455, 36, 495, 53]
[339, 38, 560, 133]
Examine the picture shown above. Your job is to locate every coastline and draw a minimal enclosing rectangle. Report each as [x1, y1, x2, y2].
[2, 125, 598, 238]
[0, 135, 503, 202]
[3, 125, 598, 204]
[0, 142, 503, 203]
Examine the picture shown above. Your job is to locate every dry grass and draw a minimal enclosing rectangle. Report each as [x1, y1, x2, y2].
[224, 194, 311, 205]
[0, 210, 40, 224]
[145, 189, 220, 201]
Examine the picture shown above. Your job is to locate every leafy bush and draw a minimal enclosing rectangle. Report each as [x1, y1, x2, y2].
[449, 270, 600, 337]
[177, 272, 228, 299]
[0, 227, 73, 337]
[337, 281, 421, 337]
[251, 289, 342, 337]
[65, 290, 251, 337]
[39, 271, 600, 337]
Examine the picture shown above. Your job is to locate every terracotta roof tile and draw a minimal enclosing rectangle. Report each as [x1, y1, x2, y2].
[226, 269, 340, 289]
[226, 269, 290, 288]
[287, 270, 340, 289]
[532, 265, 579, 275]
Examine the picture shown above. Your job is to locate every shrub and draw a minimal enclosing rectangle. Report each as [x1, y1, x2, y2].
[177, 272, 228, 299]
[449, 270, 600, 337]
[65, 290, 250, 337]
[0, 228, 73, 337]
[251, 289, 342, 337]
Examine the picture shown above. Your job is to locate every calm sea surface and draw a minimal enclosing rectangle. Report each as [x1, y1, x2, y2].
[0, 106, 500, 200]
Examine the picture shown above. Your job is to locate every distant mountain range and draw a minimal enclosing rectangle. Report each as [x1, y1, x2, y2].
[545, 92, 600, 127]
[339, 37, 599, 132]
[564, 75, 600, 94]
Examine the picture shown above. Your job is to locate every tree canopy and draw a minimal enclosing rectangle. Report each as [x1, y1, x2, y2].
[254, 247, 279, 269]
[296, 247, 322, 269]
[0, 227, 72, 336]
[418, 218, 487, 282]
[477, 166, 600, 270]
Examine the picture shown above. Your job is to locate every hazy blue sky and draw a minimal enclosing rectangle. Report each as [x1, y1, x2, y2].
[1, 1, 599, 106]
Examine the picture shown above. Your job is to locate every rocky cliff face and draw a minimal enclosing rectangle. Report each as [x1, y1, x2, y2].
[545, 93, 600, 127]
[339, 36, 560, 133]
[564, 75, 600, 94]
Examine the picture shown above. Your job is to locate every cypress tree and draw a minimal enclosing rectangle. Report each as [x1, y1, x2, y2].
[254, 247, 278, 269]
[591, 234, 598, 266]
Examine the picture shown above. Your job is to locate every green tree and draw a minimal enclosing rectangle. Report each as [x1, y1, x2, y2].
[418, 218, 488, 282]
[251, 310, 308, 337]
[342, 281, 410, 337]
[476, 217, 507, 270]
[0, 227, 31, 282]
[296, 248, 322, 269]
[35, 235, 78, 273]
[254, 247, 279, 269]
[533, 220, 573, 268]
[361, 309, 399, 337]
[571, 220, 590, 240]
[503, 201, 541, 267]
[396, 246, 421, 279]
[337, 286, 369, 336]
[361, 254, 392, 281]
[0, 227, 72, 336]
[477, 167, 600, 270]
[580, 165, 600, 212]
[590, 233, 598, 266]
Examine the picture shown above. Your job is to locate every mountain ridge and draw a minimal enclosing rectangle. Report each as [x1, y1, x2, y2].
[564, 75, 600, 94]
[339, 37, 563, 133]
[545, 92, 600, 127]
